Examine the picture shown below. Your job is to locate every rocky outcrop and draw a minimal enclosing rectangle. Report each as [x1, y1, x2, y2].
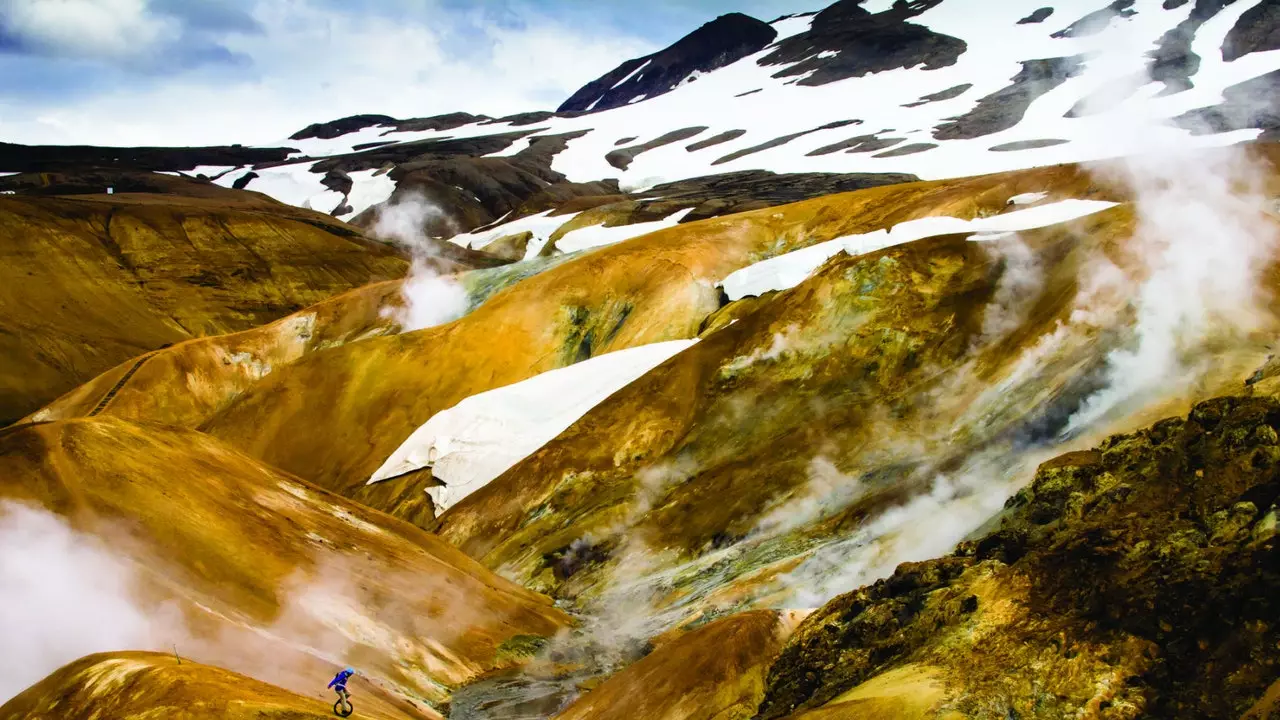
[757, 395, 1280, 718]
[1018, 7, 1055, 24]
[933, 56, 1085, 140]
[758, 0, 966, 87]
[1223, 0, 1280, 61]
[901, 83, 972, 108]
[1050, 0, 1137, 39]
[1173, 69, 1280, 139]
[712, 121, 861, 165]
[606, 127, 709, 170]
[558, 13, 778, 113]
[687, 129, 748, 152]
[290, 113, 396, 140]
[1149, 0, 1238, 94]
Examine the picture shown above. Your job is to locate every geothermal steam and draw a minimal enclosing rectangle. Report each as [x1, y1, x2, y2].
[374, 193, 470, 332]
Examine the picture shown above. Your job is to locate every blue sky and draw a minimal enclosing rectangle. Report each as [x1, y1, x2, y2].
[0, 0, 813, 146]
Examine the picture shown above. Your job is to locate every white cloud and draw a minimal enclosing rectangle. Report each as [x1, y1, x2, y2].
[0, 0, 655, 146]
[0, 0, 174, 59]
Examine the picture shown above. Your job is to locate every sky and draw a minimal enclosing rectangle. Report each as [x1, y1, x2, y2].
[0, 0, 813, 147]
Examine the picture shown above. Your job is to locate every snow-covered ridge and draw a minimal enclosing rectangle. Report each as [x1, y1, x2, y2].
[205, 0, 1278, 238]
[720, 198, 1121, 300]
[367, 340, 698, 513]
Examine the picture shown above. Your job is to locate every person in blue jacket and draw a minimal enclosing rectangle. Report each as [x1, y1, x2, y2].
[329, 667, 355, 706]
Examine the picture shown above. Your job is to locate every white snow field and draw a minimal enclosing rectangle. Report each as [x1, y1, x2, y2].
[555, 207, 696, 253]
[719, 199, 1120, 300]
[367, 340, 698, 513]
[207, 0, 1278, 238]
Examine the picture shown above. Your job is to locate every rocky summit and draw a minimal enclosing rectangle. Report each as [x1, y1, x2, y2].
[4, 1, 1280, 719]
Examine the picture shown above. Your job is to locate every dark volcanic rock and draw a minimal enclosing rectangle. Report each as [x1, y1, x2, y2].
[758, 0, 967, 87]
[481, 111, 557, 127]
[1223, 0, 1280, 61]
[757, 396, 1280, 718]
[1149, 0, 1238, 94]
[872, 142, 938, 158]
[933, 56, 1086, 141]
[989, 138, 1070, 151]
[901, 83, 972, 107]
[1050, 0, 1137, 38]
[1018, 6, 1056, 23]
[290, 114, 394, 141]
[558, 13, 777, 114]
[309, 132, 536, 174]
[231, 171, 258, 190]
[687, 129, 747, 152]
[712, 121, 860, 165]
[348, 130, 602, 236]
[614, 137, 638, 146]
[0, 168, 264, 199]
[806, 134, 904, 156]
[606, 127, 708, 170]
[391, 112, 490, 133]
[320, 169, 353, 196]
[634, 169, 919, 223]
[0, 143, 295, 173]
[351, 140, 397, 151]
[735, 88, 763, 97]
[1173, 69, 1280, 139]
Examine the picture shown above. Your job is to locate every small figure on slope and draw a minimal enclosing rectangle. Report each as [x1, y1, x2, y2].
[329, 667, 355, 717]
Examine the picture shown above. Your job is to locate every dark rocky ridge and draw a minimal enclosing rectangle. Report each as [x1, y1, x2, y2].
[1174, 69, 1280, 140]
[687, 129, 748, 151]
[1018, 7, 1056, 24]
[347, 131, 607, 237]
[0, 142, 295, 173]
[712, 120, 861, 165]
[872, 141, 937, 157]
[1223, 0, 1280, 61]
[758, 395, 1280, 718]
[758, 0, 967, 87]
[1149, 0, 1239, 95]
[934, 56, 1086, 140]
[901, 83, 972, 107]
[1050, 0, 1137, 39]
[607, 127, 709, 170]
[990, 138, 1070, 151]
[806, 134, 905, 156]
[634, 169, 919, 222]
[290, 114, 396, 140]
[558, 13, 778, 114]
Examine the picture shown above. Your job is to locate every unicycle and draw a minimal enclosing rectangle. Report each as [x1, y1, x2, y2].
[333, 688, 354, 717]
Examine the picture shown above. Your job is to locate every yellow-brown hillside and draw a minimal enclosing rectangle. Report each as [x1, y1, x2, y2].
[0, 651, 435, 720]
[0, 192, 407, 424]
[193, 163, 1113, 518]
[0, 418, 570, 707]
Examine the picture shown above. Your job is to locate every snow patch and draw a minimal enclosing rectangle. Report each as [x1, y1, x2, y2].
[720, 199, 1120, 300]
[449, 210, 582, 258]
[1008, 192, 1049, 206]
[336, 169, 396, 220]
[555, 207, 695, 254]
[366, 340, 698, 513]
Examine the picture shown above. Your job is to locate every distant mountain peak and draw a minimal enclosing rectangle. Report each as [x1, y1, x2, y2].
[557, 12, 778, 114]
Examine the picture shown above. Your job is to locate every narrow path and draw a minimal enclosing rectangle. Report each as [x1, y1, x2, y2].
[87, 353, 155, 417]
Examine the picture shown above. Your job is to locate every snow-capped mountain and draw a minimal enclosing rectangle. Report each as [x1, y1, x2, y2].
[148, 0, 1280, 234]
